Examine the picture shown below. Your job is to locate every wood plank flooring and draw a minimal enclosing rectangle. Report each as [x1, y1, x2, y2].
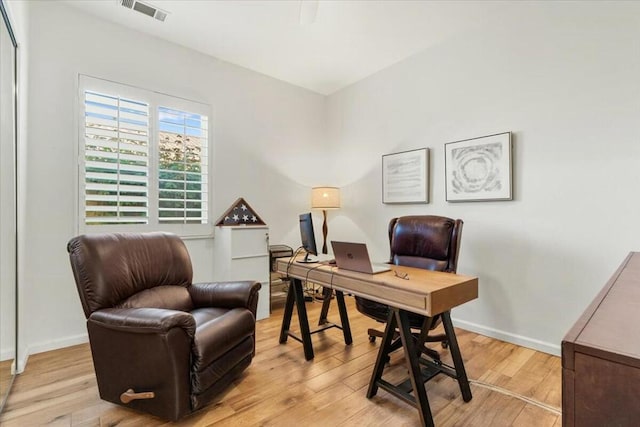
[0, 297, 561, 426]
[0, 359, 15, 412]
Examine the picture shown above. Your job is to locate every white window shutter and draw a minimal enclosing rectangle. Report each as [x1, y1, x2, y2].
[157, 106, 209, 225]
[84, 91, 150, 224]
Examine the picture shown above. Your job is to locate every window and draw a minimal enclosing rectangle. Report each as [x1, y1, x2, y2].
[157, 107, 208, 225]
[79, 76, 211, 236]
[84, 91, 150, 225]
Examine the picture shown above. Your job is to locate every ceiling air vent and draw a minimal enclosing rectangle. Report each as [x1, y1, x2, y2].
[119, 0, 169, 22]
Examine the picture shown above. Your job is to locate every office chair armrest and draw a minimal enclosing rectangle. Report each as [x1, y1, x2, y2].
[88, 307, 196, 338]
[189, 281, 261, 313]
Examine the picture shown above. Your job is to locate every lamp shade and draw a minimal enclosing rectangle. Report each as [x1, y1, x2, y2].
[311, 187, 340, 209]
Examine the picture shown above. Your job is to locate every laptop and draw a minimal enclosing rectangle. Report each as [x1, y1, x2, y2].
[331, 241, 391, 274]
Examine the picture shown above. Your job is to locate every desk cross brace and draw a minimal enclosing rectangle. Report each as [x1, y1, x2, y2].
[279, 277, 353, 361]
[285, 321, 345, 344]
[367, 308, 472, 427]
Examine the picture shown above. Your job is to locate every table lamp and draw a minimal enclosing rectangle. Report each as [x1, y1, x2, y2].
[311, 186, 340, 254]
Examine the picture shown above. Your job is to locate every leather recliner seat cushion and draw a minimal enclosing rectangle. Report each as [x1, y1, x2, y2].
[117, 285, 195, 311]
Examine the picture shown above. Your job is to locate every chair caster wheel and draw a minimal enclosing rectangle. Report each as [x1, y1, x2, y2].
[369, 335, 376, 343]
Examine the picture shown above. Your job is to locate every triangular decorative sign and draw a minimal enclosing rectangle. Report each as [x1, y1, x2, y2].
[215, 198, 266, 226]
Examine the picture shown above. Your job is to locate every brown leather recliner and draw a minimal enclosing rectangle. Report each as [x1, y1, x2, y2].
[355, 215, 463, 358]
[67, 232, 261, 421]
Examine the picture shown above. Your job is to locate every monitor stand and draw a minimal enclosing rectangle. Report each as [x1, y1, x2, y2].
[296, 253, 333, 264]
[296, 253, 317, 263]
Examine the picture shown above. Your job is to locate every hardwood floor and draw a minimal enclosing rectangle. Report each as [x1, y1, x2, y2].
[0, 359, 15, 411]
[0, 297, 561, 426]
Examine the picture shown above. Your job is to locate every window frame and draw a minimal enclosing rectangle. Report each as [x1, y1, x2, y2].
[76, 75, 214, 238]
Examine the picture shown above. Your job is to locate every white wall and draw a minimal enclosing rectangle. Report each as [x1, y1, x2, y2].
[324, 1, 640, 354]
[22, 1, 327, 354]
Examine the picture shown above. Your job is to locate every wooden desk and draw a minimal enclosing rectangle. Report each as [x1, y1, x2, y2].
[276, 257, 478, 427]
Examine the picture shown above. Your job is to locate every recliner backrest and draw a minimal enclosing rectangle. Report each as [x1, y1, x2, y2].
[388, 215, 463, 273]
[67, 232, 193, 317]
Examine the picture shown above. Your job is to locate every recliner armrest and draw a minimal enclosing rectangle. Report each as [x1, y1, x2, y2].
[189, 281, 261, 313]
[89, 307, 196, 338]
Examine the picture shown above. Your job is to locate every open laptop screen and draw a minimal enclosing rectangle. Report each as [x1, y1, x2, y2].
[331, 241, 390, 274]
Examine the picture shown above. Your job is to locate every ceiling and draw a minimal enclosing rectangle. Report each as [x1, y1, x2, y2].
[62, 0, 504, 95]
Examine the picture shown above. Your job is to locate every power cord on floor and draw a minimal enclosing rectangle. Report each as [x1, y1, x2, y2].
[467, 378, 561, 415]
[388, 350, 561, 415]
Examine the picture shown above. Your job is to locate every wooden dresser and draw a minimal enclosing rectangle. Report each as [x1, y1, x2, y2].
[562, 252, 640, 426]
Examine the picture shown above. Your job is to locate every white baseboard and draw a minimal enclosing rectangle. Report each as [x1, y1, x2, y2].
[2, 346, 29, 374]
[11, 334, 89, 374]
[13, 335, 88, 374]
[16, 351, 28, 374]
[27, 333, 89, 358]
[452, 317, 561, 357]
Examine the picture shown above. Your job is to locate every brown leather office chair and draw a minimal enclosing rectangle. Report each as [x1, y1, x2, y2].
[355, 215, 463, 359]
[67, 232, 261, 421]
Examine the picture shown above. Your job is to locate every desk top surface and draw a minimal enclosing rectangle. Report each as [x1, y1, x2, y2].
[276, 257, 478, 317]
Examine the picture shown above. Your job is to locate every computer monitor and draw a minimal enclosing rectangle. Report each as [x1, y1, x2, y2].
[298, 212, 318, 263]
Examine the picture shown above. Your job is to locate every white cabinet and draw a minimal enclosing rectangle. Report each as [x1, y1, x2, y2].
[213, 226, 270, 320]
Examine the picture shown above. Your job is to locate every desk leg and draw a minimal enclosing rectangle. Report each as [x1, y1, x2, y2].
[292, 279, 314, 361]
[416, 316, 435, 358]
[318, 286, 332, 325]
[278, 278, 296, 344]
[442, 310, 472, 402]
[397, 309, 434, 427]
[367, 309, 396, 398]
[335, 290, 353, 345]
[278, 278, 315, 361]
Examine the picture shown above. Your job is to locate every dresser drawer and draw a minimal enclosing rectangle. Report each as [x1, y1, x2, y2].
[228, 256, 269, 282]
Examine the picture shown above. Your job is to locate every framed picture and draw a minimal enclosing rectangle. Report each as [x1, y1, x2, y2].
[382, 148, 429, 204]
[445, 132, 512, 202]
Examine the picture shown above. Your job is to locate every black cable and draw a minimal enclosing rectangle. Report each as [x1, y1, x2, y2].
[283, 247, 305, 300]
[330, 266, 336, 290]
[304, 262, 325, 284]
[286, 246, 305, 277]
[285, 251, 337, 299]
[304, 262, 336, 301]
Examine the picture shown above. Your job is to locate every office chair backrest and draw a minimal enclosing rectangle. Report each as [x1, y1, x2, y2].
[388, 215, 463, 273]
[68, 232, 193, 317]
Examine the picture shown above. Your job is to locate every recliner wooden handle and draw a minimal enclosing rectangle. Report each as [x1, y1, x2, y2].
[120, 388, 156, 404]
